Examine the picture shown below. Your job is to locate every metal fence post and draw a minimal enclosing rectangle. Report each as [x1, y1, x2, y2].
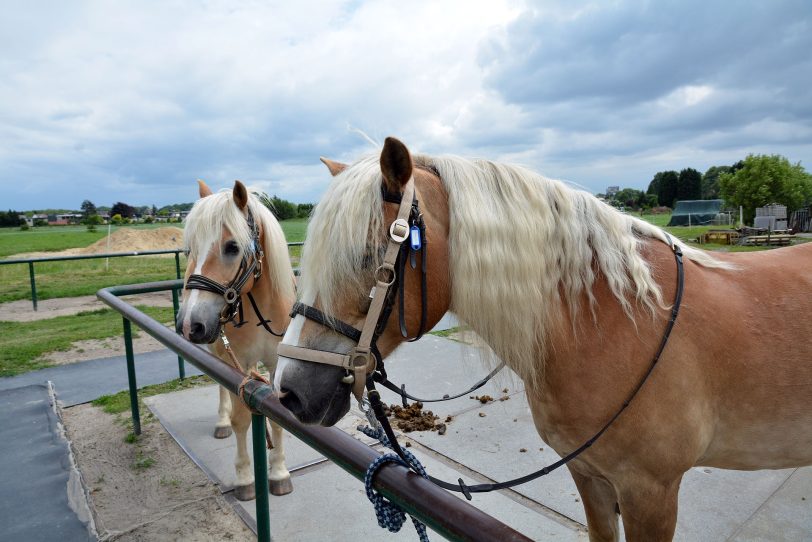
[28, 262, 37, 311]
[123, 317, 141, 435]
[251, 414, 271, 542]
[171, 288, 186, 379]
[174, 251, 182, 280]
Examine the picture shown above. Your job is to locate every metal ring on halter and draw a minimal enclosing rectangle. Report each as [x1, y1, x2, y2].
[389, 218, 409, 243]
[374, 264, 396, 286]
[223, 287, 239, 304]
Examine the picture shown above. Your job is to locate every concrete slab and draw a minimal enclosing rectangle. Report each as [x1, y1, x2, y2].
[430, 312, 460, 332]
[232, 445, 586, 541]
[0, 348, 199, 406]
[0, 384, 95, 541]
[144, 385, 374, 490]
[729, 467, 812, 541]
[376, 334, 523, 416]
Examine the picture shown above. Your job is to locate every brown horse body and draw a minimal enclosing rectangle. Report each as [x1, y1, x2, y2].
[530, 240, 812, 540]
[276, 138, 812, 540]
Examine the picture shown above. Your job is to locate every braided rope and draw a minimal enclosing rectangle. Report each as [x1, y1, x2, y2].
[359, 425, 430, 542]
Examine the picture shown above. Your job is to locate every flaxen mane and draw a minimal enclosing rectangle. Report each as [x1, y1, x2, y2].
[300, 154, 731, 384]
[184, 189, 295, 301]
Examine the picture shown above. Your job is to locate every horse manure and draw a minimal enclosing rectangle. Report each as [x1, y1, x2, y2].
[405, 441, 412, 448]
[502, 388, 509, 393]
[499, 395, 510, 401]
[445, 415, 453, 423]
[478, 412, 487, 417]
[519, 448, 527, 453]
[386, 402, 442, 433]
[437, 423, 447, 435]
[473, 395, 493, 404]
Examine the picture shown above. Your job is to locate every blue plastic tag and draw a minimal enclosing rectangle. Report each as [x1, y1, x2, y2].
[410, 225, 421, 250]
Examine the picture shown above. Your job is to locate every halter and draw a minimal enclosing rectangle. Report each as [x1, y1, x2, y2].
[184, 208, 284, 337]
[277, 176, 427, 401]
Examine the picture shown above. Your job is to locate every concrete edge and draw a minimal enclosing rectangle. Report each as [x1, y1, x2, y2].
[49, 381, 99, 541]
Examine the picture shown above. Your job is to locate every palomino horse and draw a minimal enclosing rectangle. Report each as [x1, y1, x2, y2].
[177, 180, 296, 500]
[275, 138, 812, 540]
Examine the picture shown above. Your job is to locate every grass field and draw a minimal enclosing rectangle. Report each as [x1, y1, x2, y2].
[0, 305, 175, 376]
[0, 218, 308, 303]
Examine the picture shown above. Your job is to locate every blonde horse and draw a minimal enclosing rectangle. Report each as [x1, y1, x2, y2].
[275, 138, 812, 540]
[177, 180, 296, 500]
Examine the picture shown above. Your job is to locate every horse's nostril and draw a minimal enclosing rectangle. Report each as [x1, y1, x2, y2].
[189, 322, 207, 341]
[279, 388, 304, 416]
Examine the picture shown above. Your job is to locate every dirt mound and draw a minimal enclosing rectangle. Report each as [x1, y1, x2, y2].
[78, 227, 184, 254]
[12, 227, 184, 259]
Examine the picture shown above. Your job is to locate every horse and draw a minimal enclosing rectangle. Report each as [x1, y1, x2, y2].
[274, 137, 812, 541]
[177, 179, 297, 500]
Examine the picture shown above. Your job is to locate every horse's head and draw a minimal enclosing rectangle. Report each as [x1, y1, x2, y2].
[275, 137, 452, 425]
[177, 180, 266, 344]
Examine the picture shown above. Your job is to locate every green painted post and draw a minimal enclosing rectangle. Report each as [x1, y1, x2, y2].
[123, 317, 141, 435]
[251, 414, 271, 542]
[28, 262, 38, 311]
[174, 251, 182, 279]
[171, 288, 186, 379]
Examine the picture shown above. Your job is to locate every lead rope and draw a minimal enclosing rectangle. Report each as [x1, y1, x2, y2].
[220, 331, 275, 450]
[358, 422, 430, 542]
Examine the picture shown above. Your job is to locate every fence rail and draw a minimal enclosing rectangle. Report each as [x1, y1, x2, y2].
[96, 279, 532, 542]
[0, 242, 304, 311]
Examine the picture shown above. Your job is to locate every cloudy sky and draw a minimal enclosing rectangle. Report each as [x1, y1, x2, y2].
[2, 1, 810, 210]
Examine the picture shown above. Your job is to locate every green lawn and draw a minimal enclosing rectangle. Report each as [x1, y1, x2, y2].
[0, 218, 307, 303]
[0, 305, 175, 376]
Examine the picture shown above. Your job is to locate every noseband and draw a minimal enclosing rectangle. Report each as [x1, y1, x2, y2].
[184, 208, 283, 336]
[277, 176, 427, 401]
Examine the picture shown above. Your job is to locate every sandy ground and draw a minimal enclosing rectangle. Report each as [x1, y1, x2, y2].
[10, 227, 184, 260]
[62, 403, 253, 542]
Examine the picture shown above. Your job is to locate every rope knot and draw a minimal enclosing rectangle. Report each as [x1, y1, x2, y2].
[360, 425, 430, 542]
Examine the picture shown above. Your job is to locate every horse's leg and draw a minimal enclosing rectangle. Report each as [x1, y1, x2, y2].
[213, 385, 233, 439]
[230, 394, 255, 501]
[568, 468, 620, 542]
[617, 476, 681, 542]
[268, 420, 293, 496]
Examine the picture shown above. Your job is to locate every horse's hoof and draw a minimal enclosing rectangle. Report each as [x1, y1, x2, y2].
[270, 477, 293, 496]
[234, 483, 256, 501]
[213, 426, 233, 439]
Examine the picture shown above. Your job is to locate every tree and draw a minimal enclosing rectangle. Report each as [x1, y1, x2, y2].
[258, 193, 298, 220]
[110, 201, 135, 218]
[80, 200, 97, 219]
[297, 203, 314, 219]
[650, 171, 679, 208]
[676, 168, 702, 202]
[719, 154, 812, 225]
[0, 209, 22, 227]
[702, 166, 731, 199]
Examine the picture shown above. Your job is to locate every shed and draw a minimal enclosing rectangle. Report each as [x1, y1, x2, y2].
[667, 199, 723, 226]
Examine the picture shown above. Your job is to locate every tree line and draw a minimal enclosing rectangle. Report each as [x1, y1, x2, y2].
[602, 153, 811, 223]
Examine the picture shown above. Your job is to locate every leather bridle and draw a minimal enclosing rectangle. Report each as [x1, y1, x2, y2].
[184, 208, 284, 338]
[277, 176, 427, 401]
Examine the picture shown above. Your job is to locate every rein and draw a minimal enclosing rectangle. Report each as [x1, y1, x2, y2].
[184, 207, 285, 337]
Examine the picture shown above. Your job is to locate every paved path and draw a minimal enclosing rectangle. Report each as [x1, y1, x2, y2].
[146, 333, 811, 541]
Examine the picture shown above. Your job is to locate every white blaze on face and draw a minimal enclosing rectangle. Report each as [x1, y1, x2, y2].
[274, 288, 316, 391]
[181, 240, 212, 338]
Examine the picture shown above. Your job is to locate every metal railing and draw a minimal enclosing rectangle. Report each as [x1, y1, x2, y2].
[96, 279, 532, 542]
[0, 242, 305, 311]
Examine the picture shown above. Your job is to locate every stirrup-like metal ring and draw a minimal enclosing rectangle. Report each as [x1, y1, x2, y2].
[374, 264, 396, 286]
[223, 287, 239, 304]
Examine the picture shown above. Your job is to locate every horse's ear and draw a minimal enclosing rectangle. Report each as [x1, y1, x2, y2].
[380, 137, 413, 192]
[197, 179, 213, 198]
[233, 180, 248, 210]
[319, 157, 347, 177]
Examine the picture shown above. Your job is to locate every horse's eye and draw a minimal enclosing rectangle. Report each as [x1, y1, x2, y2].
[224, 241, 240, 256]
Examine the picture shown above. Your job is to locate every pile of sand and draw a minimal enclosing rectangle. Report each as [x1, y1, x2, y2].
[10, 227, 185, 259]
[76, 227, 184, 254]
